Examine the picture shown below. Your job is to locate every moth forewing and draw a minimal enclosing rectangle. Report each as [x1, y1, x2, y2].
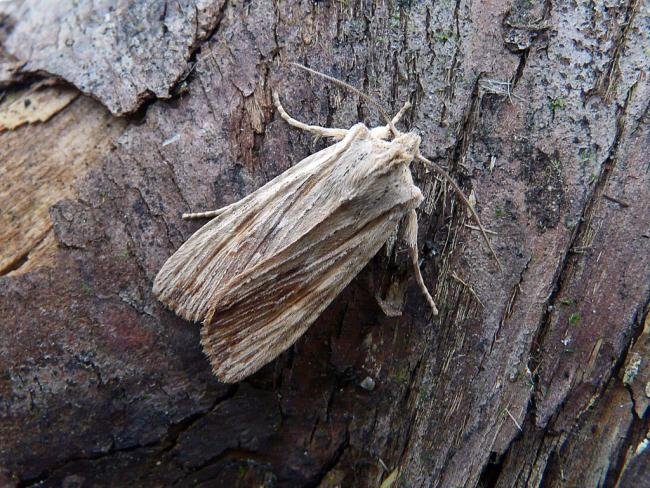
[154, 93, 439, 383]
[152, 126, 365, 322]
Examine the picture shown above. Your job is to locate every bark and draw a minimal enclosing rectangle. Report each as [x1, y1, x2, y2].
[0, 1, 648, 487]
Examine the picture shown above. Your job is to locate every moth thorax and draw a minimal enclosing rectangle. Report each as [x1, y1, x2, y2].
[394, 132, 421, 158]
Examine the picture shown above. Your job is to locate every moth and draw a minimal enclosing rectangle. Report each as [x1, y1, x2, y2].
[153, 64, 498, 383]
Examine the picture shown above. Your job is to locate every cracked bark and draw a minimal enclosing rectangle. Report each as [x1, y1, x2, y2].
[1, 1, 648, 487]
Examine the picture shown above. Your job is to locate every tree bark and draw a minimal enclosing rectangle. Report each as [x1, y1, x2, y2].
[0, 1, 648, 487]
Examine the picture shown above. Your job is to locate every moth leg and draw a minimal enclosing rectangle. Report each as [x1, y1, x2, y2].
[391, 101, 412, 126]
[182, 206, 230, 220]
[273, 92, 348, 139]
[370, 101, 412, 140]
[405, 209, 439, 316]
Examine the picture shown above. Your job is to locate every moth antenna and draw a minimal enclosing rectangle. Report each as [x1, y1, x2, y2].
[416, 154, 502, 270]
[289, 62, 398, 135]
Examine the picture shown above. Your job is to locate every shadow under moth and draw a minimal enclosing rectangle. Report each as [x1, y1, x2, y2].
[153, 64, 499, 383]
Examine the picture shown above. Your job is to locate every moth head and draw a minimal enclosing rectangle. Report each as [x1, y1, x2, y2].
[393, 131, 422, 159]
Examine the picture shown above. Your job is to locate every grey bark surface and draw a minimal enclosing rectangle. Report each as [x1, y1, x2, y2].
[0, 1, 648, 487]
[0, 0, 227, 114]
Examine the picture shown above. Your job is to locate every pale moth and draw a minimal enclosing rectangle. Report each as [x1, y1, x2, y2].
[153, 64, 498, 383]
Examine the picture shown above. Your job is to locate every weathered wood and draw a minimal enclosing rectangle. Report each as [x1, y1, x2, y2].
[0, 83, 78, 131]
[0, 92, 126, 275]
[0, 1, 648, 487]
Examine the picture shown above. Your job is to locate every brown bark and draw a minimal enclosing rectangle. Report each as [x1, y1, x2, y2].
[0, 1, 648, 487]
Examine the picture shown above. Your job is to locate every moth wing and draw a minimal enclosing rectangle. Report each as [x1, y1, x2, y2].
[155, 124, 423, 382]
[153, 136, 354, 323]
[200, 203, 411, 383]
